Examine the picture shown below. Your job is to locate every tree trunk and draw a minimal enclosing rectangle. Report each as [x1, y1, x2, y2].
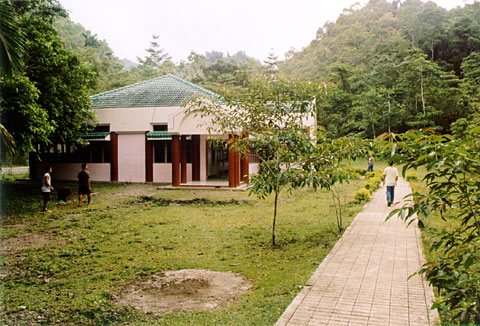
[331, 186, 343, 232]
[387, 91, 391, 133]
[431, 38, 435, 61]
[420, 68, 426, 126]
[272, 190, 279, 246]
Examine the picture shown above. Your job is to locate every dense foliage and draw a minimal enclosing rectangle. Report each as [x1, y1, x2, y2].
[0, 0, 95, 156]
[280, 0, 480, 138]
[378, 129, 480, 324]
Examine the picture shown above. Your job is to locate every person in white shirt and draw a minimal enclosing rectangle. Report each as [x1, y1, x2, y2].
[41, 166, 54, 212]
[383, 161, 399, 207]
[367, 155, 375, 173]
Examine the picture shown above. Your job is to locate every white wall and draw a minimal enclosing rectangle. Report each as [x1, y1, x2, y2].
[153, 164, 171, 183]
[153, 163, 192, 183]
[95, 107, 182, 132]
[249, 163, 259, 175]
[36, 163, 110, 182]
[118, 133, 146, 182]
[95, 106, 225, 136]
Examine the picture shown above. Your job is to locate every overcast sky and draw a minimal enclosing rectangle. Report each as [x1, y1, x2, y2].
[58, 0, 468, 63]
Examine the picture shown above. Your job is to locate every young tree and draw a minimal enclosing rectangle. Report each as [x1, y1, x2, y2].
[309, 132, 368, 231]
[189, 74, 325, 245]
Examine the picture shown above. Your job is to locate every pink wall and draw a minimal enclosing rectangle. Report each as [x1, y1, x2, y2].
[36, 163, 110, 182]
[117, 133, 146, 182]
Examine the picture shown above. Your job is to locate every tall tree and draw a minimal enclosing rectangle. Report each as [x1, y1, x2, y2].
[0, 1, 27, 156]
[137, 34, 172, 70]
[263, 50, 279, 75]
[1, 0, 95, 154]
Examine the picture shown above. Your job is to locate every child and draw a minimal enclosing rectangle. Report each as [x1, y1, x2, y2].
[41, 166, 54, 212]
[78, 163, 91, 206]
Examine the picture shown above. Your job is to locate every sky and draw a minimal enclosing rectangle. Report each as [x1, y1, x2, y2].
[59, 0, 469, 64]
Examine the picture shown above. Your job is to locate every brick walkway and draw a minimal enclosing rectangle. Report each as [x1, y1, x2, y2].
[275, 178, 439, 326]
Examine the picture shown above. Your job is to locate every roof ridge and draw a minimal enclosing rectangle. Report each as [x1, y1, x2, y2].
[166, 74, 217, 97]
[91, 74, 170, 99]
[90, 74, 222, 109]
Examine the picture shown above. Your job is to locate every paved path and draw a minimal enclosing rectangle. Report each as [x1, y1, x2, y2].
[1, 166, 29, 174]
[275, 178, 439, 326]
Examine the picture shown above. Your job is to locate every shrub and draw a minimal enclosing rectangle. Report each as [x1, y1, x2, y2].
[406, 172, 417, 181]
[348, 168, 364, 178]
[354, 188, 371, 202]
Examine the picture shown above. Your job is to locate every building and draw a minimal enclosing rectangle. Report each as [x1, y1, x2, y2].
[30, 74, 258, 187]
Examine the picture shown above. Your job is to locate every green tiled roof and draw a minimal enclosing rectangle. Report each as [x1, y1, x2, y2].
[81, 131, 110, 139]
[146, 131, 172, 139]
[91, 74, 218, 109]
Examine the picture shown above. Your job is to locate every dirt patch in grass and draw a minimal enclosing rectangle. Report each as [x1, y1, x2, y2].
[116, 269, 252, 314]
[136, 196, 248, 206]
[1, 232, 54, 255]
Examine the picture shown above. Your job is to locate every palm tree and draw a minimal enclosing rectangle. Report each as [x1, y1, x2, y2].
[0, 1, 27, 155]
[0, 1, 26, 78]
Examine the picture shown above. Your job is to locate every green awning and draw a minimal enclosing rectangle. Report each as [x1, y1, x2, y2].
[81, 132, 110, 139]
[146, 131, 172, 139]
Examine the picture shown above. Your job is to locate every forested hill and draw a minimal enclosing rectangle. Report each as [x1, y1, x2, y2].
[279, 0, 480, 138]
[280, 0, 480, 80]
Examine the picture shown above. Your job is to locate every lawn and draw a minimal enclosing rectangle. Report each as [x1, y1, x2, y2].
[1, 169, 369, 325]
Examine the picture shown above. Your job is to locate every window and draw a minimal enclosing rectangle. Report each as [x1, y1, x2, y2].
[94, 125, 110, 132]
[186, 139, 192, 163]
[153, 124, 168, 131]
[248, 149, 261, 163]
[153, 139, 192, 163]
[39, 141, 111, 163]
[154, 140, 171, 163]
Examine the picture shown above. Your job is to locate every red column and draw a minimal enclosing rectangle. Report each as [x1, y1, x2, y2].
[234, 135, 240, 187]
[171, 135, 180, 186]
[240, 133, 249, 182]
[181, 135, 187, 184]
[110, 132, 118, 182]
[145, 135, 154, 182]
[228, 135, 235, 187]
[192, 135, 201, 181]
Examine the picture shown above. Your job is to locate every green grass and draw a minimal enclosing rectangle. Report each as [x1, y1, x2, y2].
[1, 175, 368, 325]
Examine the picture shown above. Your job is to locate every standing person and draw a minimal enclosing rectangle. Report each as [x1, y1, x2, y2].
[78, 163, 91, 207]
[383, 161, 399, 207]
[367, 154, 375, 173]
[41, 166, 54, 212]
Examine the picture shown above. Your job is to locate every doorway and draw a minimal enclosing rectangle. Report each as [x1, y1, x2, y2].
[207, 140, 228, 180]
